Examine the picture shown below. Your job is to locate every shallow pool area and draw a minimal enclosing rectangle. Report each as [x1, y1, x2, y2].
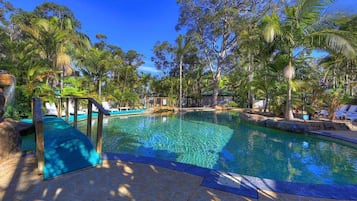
[76, 111, 357, 185]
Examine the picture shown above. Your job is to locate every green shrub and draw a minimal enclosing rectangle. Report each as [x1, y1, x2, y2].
[227, 101, 238, 107]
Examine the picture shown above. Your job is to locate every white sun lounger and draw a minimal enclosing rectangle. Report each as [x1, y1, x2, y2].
[335, 104, 350, 119]
[342, 105, 357, 120]
[45, 102, 65, 116]
[102, 101, 119, 112]
[67, 101, 86, 115]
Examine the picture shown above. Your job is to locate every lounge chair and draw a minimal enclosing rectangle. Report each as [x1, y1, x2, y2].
[45, 102, 65, 116]
[119, 106, 129, 111]
[67, 101, 86, 115]
[341, 105, 357, 119]
[335, 104, 350, 119]
[90, 104, 98, 112]
[318, 109, 329, 117]
[102, 101, 119, 112]
[350, 115, 357, 124]
[342, 105, 357, 120]
[45, 102, 58, 116]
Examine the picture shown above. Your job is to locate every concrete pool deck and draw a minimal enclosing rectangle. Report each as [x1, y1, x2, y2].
[1, 148, 357, 201]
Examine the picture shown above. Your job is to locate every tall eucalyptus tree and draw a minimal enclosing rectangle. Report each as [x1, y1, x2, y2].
[237, 1, 272, 108]
[122, 50, 144, 91]
[176, 0, 267, 106]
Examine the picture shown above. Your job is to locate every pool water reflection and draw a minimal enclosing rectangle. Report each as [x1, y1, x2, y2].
[77, 111, 357, 185]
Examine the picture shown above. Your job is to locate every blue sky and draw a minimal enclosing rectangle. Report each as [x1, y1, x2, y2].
[7, 0, 357, 76]
[9, 0, 180, 76]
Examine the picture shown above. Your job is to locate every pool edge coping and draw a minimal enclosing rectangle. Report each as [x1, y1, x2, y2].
[308, 130, 357, 144]
[102, 152, 357, 200]
[21, 151, 357, 200]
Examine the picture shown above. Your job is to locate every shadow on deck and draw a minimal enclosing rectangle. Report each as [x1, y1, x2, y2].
[41, 116, 101, 179]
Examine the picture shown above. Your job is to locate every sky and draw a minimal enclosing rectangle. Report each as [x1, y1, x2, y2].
[7, 0, 357, 76]
[8, 0, 180, 76]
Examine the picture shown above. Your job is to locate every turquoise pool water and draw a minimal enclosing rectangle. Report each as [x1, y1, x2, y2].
[76, 111, 357, 185]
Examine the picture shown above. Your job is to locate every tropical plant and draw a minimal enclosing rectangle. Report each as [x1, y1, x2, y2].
[262, 0, 356, 120]
[79, 47, 112, 99]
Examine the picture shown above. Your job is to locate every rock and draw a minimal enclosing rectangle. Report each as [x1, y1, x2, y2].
[0, 73, 13, 86]
[0, 120, 22, 162]
[241, 112, 350, 133]
[0, 92, 5, 117]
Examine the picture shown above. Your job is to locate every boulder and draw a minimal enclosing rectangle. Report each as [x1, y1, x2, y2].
[0, 120, 22, 163]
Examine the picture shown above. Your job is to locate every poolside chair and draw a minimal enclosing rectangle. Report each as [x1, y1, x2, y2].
[45, 102, 65, 116]
[102, 101, 119, 112]
[335, 104, 350, 119]
[340, 105, 357, 120]
[67, 100, 86, 115]
[92, 104, 98, 112]
[342, 105, 357, 120]
[318, 109, 329, 117]
[45, 102, 58, 116]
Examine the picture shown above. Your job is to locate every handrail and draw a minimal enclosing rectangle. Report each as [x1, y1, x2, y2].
[58, 97, 110, 153]
[32, 97, 44, 179]
[87, 98, 110, 153]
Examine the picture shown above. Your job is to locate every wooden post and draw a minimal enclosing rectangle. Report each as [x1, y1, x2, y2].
[35, 119, 44, 174]
[73, 98, 78, 128]
[58, 98, 62, 117]
[32, 98, 45, 178]
[31, 99, 34, 120]
[87, 100, 92, 138]
[65, 98, 69, 122]
[96, 111, 103, 153]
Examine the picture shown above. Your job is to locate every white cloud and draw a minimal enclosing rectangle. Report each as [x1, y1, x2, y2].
[138, 66, 162, 75]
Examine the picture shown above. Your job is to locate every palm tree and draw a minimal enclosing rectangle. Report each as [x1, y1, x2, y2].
[152, 35, 194, 108]
[18, 16, 81, 95]
[174, 35, 192, 109]
[262, 0, 356, 120]
[79, 47, 113, 100]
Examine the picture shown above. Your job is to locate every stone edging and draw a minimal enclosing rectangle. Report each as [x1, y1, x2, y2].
[239, 112, 349, 133]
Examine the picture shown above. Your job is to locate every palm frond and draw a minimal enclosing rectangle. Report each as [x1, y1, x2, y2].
[262, 13, 281, 43]
[296, 0, 335, 26]
[36, 18, 50, 32]
[310, 30, 356, 59]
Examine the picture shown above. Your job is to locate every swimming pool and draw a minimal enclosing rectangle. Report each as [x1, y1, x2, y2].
[77, 111, 357, 185]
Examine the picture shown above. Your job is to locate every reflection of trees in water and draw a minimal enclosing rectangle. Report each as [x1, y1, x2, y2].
[78, 112, 357, 184]
[80, 115, 234, 169]
[222, 123, 357, 184]
[181, 111, 240, 128]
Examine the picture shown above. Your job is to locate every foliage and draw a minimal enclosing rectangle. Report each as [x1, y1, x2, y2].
[262, 0, 356, 119]
[322, 89, 345, 120]
[0, 1, 356, 120]
[227, 101, 238, 107]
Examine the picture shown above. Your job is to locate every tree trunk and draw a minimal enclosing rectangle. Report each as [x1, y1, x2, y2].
[123, 67, 128, 91]
[248, 51, 254, 108]
[212, 78, 219, 106]
[264, 91, 269, 113]
[285, 79, 294, 120]
[284, 54, 295, 120]
[179, 56, 183, 110]
[98, 78, 102, 100]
